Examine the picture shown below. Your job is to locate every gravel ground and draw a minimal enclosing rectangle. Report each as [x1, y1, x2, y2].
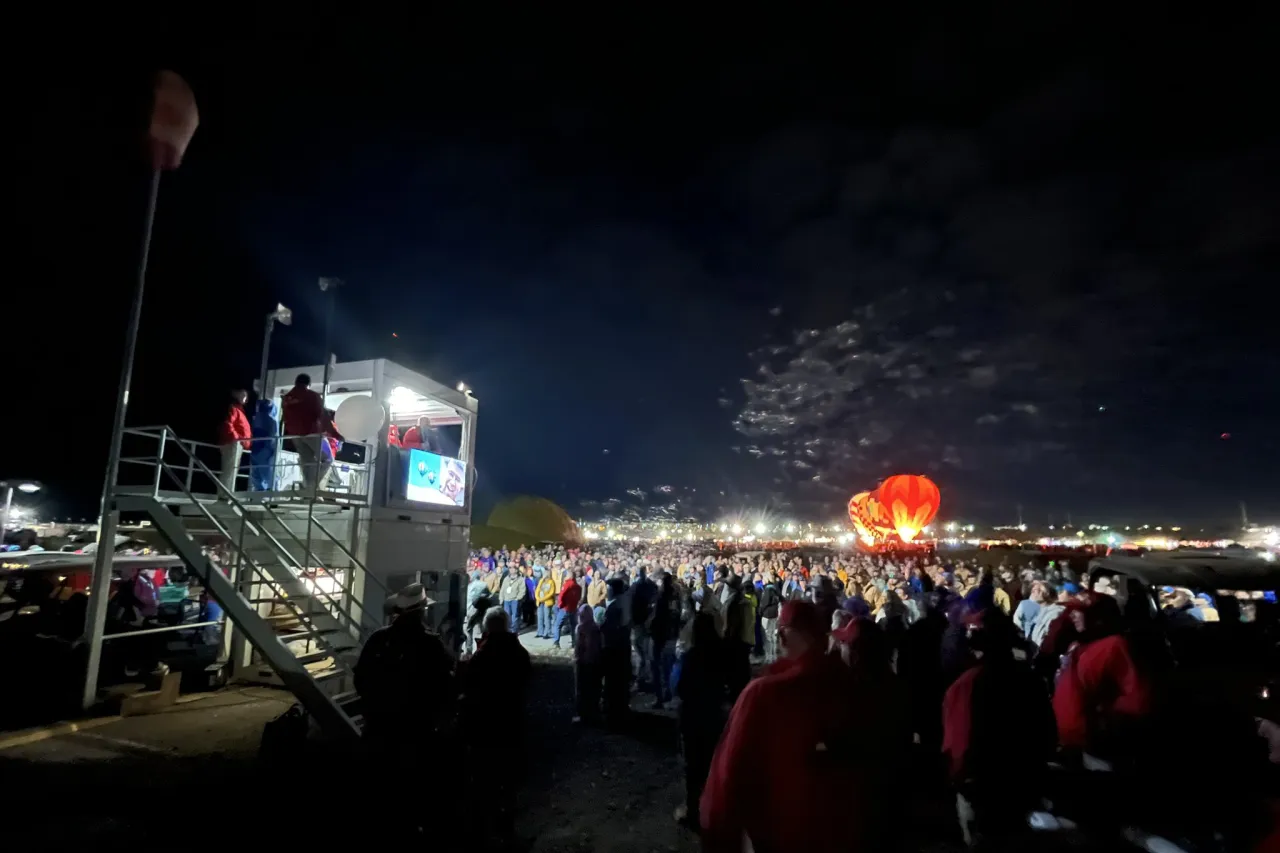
[0, 638, 699, 853]
[0, 628, 971, 851]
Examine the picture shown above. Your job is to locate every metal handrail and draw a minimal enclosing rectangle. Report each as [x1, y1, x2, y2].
[142, 428, 369, 637]
[175, 484, 355, 659]
[157, 456, 373, 642]
[118, 425, 382, 640]
[121, 425, 376, 505]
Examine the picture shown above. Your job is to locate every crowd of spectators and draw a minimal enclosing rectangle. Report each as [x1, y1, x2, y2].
[458, 540, 1278, 851]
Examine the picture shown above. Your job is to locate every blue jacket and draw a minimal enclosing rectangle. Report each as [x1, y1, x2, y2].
[248, 400, 279, 491]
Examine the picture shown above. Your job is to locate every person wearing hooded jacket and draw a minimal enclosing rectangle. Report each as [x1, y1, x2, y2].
[248, 398, 279, 491]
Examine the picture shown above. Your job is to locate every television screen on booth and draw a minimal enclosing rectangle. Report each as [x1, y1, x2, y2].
[405, 448, 467, 507]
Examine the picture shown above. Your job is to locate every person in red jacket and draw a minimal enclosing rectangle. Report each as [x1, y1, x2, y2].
[700, 600, 877, 853]
[942, 607, 1056, 847]
[401, 415, 442, 453]
[281, 373, 328, 489]
[217, 389, 252, 492]
[1052, 594, 1154, 764]
[553, 570, 583, 649]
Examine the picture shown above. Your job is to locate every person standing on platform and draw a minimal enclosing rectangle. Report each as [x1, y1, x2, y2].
[281, 373, 328, 490]
[217, 389, 252, 493]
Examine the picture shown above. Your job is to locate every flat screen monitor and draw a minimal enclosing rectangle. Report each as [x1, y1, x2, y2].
[405, 448, 467, 507]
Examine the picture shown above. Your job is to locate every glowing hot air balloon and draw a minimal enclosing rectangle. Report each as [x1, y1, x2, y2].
[876, 474, 941, 543]
[847, 492, 876, 542]
[850, 491, 895, 542]
[865, 493, 896, 536]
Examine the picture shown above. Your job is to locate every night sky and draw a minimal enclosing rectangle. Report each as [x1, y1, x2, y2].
[11, 10, 1279, 526]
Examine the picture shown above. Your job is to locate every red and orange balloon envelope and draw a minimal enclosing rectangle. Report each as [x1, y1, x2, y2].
[847, 492, 874, 540]
[876, 474, 941, 542]
[848, 474, 941, 544]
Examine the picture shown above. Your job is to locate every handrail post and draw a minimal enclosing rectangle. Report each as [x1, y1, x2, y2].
[152, 429, 167, 499]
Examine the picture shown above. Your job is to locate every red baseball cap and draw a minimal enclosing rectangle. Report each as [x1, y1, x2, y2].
[778, 600, 826, 638]
[831, 615, 865, 645]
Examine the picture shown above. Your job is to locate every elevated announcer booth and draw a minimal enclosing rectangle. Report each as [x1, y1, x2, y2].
[94, 357, 478, 740]
[262, 357, 478, 622]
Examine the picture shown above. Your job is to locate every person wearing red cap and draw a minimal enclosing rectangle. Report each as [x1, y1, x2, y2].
[700, 600, 874, 853]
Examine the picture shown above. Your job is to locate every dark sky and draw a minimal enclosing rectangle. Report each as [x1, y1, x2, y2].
[11, 9, 1279, 526]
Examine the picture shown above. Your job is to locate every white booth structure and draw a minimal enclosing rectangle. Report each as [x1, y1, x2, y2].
[260, 358, 478, 621]
[100, 358, 478, 739]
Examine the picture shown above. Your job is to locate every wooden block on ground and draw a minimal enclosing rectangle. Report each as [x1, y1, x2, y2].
[120, 672, 182, 717]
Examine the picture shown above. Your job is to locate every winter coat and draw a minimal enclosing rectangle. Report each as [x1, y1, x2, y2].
[575, 604, 602, 665]
[218, 404, 252, 449]
[558, 578, 582, 612]
[942, 658, 1055, 802]
[758, 583, 782, 619]
[466, 579, 490, 612]
[483, 572, 502, 595]
[355, 615, 455, 733]
[1052, 633, 1153, 752]
[461, 630, 530, 734]
[700, 650, 878, 853]
[248, 400, 279, 491]
[586, 576, 608, 608]
[534, 576, 556, 606]
[500, 575, 527, 603]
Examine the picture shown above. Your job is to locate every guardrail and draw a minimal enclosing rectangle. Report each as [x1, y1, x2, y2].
[112, 426, 388, 641]
[118, 426, 374, 506]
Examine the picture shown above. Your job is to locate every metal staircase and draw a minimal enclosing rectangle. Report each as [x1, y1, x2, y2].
[114, 426, 387, 741]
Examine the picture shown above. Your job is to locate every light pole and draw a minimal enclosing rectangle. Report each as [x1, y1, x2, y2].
[83, 70, 198, 711]
[0, 480, 42, 542]
[318, 277, 342, 407]
[256, 303, 293, 400]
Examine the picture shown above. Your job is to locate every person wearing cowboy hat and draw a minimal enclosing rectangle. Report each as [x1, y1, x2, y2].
[354, 583, 455, 747]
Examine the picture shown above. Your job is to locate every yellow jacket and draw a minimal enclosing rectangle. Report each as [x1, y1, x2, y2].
[535, 576, 556, 606]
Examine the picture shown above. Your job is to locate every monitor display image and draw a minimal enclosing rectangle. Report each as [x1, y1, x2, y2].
[405, 448, 467, 507]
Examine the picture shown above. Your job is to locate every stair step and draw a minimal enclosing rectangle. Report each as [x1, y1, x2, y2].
[278, 630, 359, 651]
[294, 650, 334, 666]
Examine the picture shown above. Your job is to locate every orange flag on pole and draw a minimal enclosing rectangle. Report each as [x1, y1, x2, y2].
[148, 70, 198, 171]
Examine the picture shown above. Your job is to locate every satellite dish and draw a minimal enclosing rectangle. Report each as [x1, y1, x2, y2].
[334, 395, 384, 441]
